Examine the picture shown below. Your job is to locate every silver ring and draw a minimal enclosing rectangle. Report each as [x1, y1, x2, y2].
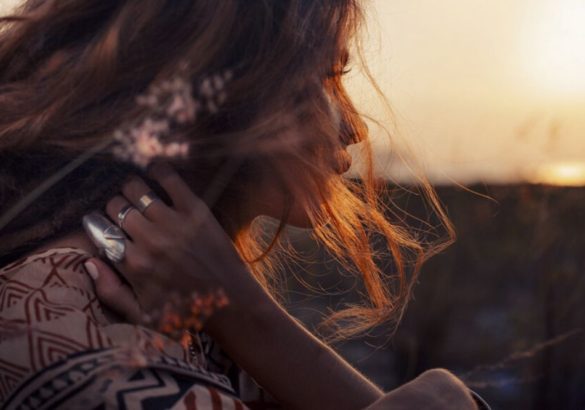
[82, 211, 127, 263]
[137, 191, 160, 213]
[117, 204, 136, 229]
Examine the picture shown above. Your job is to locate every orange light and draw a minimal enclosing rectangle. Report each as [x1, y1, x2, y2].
[531, 162, 585, 187]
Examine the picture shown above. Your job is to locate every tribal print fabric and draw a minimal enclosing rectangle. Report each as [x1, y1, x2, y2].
[0, 248, 278, 409]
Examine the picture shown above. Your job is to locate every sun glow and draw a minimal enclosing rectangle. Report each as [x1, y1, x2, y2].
[523, 0, 585, 98]
[531, 162, 585, 187]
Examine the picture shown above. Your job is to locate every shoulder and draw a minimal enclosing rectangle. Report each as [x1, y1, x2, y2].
[0, 248, 246, 408]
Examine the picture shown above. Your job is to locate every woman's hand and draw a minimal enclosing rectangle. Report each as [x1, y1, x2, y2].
[81, 164, 478, 410]
[84, 162, 258, 328]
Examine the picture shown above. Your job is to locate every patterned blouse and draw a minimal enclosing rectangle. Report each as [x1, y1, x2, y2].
[0, 247, 281, 409]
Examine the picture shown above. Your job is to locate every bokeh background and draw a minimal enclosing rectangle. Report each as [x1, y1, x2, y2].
[2, 0, 583, 408]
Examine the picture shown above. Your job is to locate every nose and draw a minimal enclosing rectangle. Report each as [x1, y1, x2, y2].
[329, 102, 363, 148]
[339, 115, 365, 148]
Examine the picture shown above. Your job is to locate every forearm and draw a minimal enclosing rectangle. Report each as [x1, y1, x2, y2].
[204, 281, 383, 410]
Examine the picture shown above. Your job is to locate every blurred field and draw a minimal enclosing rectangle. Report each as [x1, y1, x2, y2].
[279, 183, 585, 410]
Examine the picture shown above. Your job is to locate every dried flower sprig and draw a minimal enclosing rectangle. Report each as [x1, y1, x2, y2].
[112, 67, 233, 168]
[143, 288, 230, 341]
[199, 71, 233, 114]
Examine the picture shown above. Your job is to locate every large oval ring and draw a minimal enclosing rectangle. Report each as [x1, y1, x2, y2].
[137, 191, 160, 213]
[82, 211, 127, 264]
[117, 204, 136, 229]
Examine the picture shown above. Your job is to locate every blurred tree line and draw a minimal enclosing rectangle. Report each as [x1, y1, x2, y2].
[277, 184, 585, 410]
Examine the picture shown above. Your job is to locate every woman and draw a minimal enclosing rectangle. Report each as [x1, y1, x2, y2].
[0, 0, 486, 408]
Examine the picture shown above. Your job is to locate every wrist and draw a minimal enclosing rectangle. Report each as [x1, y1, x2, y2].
[201, 271, 278, 340]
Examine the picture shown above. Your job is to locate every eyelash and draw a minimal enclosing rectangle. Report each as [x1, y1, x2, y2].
[326, 51, 352, 79]
[326, 67, 352, 79]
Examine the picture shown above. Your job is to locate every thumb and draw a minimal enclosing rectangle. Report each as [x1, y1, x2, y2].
[84, 258, 145, 325]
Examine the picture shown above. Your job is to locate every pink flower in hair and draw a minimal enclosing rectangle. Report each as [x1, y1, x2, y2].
[167, 93, 198, 124]
[113, 118, 189, 168]
[112, 66, 233, 168]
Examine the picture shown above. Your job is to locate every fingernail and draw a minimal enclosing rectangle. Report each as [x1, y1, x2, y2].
[84, 261, 99, 280]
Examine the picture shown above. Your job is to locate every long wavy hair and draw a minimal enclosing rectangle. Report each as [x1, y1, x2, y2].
[0, 0, 454, 342]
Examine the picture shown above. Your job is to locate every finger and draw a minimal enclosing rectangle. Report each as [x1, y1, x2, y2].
[104, 239, 165, 325]
[148, 162, 201, 213]
[84, 257, 144, 324]
[112, 240, 175, 306]
[135, 282, 166, 320]
[112, 249, 168, 326]
[105, 195, 152, 240]
[122, 176, 172, 222]
[113, 239, 156, 288]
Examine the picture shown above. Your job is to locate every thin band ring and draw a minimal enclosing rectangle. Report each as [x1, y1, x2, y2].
[137, 191, 160, 213]
[117, 204, 137, 229]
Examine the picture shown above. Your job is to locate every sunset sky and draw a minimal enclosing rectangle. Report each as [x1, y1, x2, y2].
[1, 0, 584, 185]
[347, 0, 585, 185]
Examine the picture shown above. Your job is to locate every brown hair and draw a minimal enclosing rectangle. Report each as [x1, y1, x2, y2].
[0, 0, 454, 342]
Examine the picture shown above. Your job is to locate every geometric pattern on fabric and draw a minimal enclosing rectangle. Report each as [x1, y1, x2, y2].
[0, 247, 279, 409]
[3, 347, 244, 409]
